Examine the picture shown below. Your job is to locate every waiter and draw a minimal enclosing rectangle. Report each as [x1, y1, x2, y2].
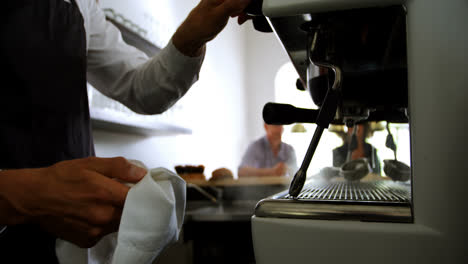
[0, 0, 252, 262]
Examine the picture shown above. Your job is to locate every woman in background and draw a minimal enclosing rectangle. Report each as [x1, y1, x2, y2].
[332, 123, 381, 174]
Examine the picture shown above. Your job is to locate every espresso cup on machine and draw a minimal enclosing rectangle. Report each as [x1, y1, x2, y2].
[383, 159, 411, 182]
[340, 158, 371, 181]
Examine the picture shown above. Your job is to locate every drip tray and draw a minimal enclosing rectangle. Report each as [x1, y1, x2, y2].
[255, 180, 412, 223]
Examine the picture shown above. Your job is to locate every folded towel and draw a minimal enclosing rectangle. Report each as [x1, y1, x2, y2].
[56, 162, 186, 264]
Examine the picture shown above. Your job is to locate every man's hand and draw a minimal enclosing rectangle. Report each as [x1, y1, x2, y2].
[172, 0, 252, 57]
[272, 162, 287, 176]
[0, 157, 146, 248]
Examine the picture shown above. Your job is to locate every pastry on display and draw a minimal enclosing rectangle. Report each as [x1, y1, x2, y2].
[174, 165, 206, 180]
[210, 167, 234, 181]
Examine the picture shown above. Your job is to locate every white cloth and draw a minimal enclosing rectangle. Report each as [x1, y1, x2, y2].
[72, 0, 205, 115]
[56, 164, 186, 264]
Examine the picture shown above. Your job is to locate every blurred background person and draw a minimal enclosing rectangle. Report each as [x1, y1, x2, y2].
[238, 124, 298, 177]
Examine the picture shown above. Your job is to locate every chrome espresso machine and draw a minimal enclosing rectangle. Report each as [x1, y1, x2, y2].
[245, 0, 468, 263]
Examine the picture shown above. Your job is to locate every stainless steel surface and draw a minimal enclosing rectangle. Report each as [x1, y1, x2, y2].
[285, 180, 410, 201]
[257, 180, 411, 222]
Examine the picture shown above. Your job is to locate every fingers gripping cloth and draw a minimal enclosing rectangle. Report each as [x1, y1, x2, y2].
[55, 161, 187, 264]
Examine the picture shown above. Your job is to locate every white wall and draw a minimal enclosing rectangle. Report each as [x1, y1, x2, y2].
[243, 24, 290, 141]
[92, 1, 290, 178]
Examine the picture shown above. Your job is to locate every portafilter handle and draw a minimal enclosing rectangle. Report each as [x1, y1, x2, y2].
[263, 103, 319, 125]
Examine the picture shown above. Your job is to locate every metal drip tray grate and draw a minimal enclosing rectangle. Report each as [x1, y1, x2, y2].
[283, 181, 410, 203]
[255, 180, 412, 223]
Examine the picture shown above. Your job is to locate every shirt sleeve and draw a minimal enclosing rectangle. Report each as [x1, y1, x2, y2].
[85, 0, 205, 115]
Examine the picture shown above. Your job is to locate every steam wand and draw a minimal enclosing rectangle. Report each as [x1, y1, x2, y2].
[289, 29, 342, 198]
[289, 127, 324, 197]
[288, 76, 341, 197]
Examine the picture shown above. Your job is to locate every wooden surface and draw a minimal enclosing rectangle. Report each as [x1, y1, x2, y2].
[184, 176, 292, 187]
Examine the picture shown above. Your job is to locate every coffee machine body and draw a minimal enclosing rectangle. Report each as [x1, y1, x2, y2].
[250, 0, 468, 263]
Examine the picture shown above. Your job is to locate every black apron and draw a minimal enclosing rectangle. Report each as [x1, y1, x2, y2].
[0, 0, 94, 262]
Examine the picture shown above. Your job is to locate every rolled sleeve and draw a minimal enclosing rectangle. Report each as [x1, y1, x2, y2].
[131, 40, 205, 114]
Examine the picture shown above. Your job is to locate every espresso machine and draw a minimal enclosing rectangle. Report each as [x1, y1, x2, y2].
[246, 0, 468, 263]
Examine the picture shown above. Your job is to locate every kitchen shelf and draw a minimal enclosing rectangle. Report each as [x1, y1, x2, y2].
[105, 15, 161, 57]
[90, 108, 192, 136]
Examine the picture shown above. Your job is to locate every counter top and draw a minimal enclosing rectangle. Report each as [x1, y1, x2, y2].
[185, 176, 291, 187]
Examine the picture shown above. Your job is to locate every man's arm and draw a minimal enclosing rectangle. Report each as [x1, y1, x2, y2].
[0, 157, 146, 247]
[86, 0, 252, 115]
